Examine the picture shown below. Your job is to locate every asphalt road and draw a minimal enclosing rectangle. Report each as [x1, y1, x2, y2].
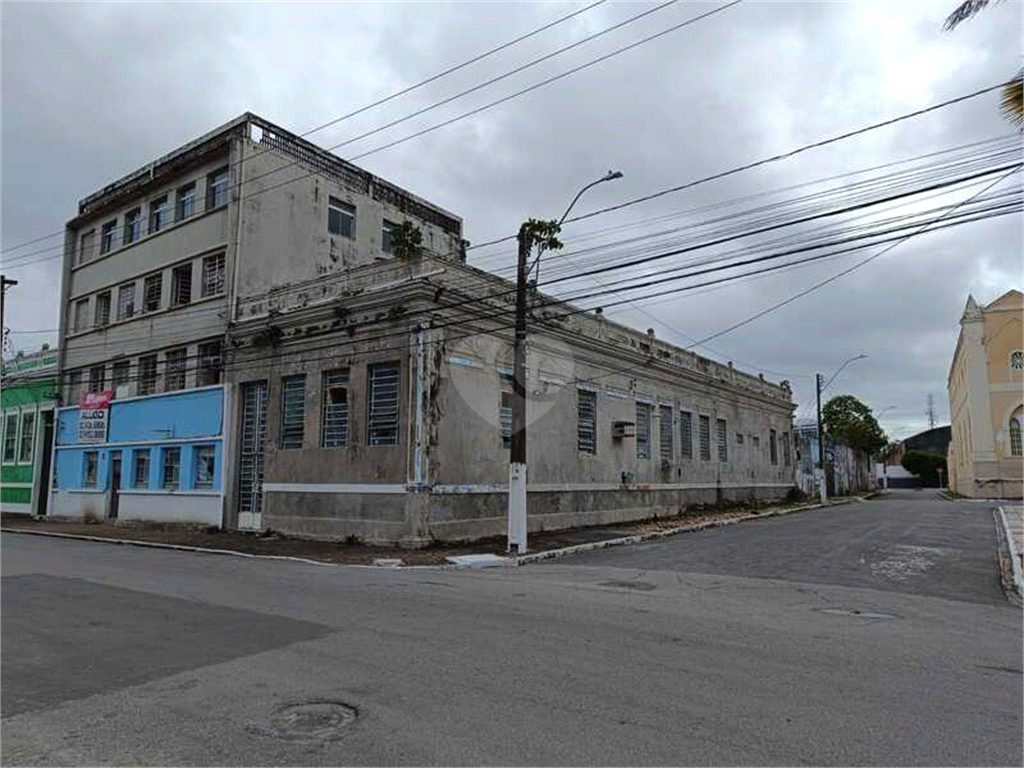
[2, 492, 1021, 766]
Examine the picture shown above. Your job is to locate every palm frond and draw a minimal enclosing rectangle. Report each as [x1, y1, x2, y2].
[1002, 71, 1024, 129]
[944, 0, 998, 30]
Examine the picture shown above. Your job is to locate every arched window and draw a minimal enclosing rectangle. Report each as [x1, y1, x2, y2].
[1010, 409, 1023, 458]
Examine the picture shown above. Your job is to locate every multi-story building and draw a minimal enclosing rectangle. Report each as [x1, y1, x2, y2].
[52, 113, 797, 542]
[1, 347, 59, 516]
[947, 289, 1023, 499]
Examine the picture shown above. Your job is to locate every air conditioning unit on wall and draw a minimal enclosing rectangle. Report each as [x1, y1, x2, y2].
[612, 421, 635, 440]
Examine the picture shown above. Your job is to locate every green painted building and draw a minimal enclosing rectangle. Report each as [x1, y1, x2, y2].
[1, 348, 59, 515]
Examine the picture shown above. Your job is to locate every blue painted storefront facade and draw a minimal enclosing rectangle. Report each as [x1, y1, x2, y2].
[51, 386, 226, 525]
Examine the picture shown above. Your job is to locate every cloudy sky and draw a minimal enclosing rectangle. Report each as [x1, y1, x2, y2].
[2, 0, 1021, 441]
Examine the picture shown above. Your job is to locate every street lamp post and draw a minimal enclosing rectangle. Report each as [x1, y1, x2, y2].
[815, 354, 867, 505]
[509, 171, 623, 554]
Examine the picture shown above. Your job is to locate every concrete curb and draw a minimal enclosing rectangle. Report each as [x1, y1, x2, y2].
[513, 494, 871, 566]
[0, 527, 445, 570]
[996, 506, 1024, 599]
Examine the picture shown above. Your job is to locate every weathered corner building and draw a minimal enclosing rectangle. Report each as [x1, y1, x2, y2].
[53, 113, 797, 543]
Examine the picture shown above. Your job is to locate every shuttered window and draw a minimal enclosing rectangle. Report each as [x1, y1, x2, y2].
[680, 411, 692, 459]
[699, 415, 711, 461]
[769, 429, 778, 465]
[280, 375, 306, 449]
[368, 363, 400, 446]
[716, 418, 728, 462]
[659, 405, 673, 460]
[321, 370, 349, 448]
[782, 432, 791, 466]
[577, 389, 597, 454]
[636, 402, 652, 459]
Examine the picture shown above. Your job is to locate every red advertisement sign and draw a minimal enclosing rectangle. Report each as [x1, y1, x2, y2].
[79, 389, 114, 443]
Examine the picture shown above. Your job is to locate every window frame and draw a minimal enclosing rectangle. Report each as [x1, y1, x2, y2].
[1010, 414, 1023, 458]
[18, 411, 35, 463]
[577, 388, 597, 455]
[201, 253, 225, 297]
[164, 348, 187, 392]
[716, 418, 728, 462]
[149, 195, 170, 234]
[133, 449, 151, 489]
[116, 283, 135, 321]
[122, 208, 141, 245]
[78, 229, 96, 265]
[197, 340, 223, 387]
[381, 219, 398, 255]
[635, 401, 652, 460]
[659, 405, 674, 461]
[112, 359, 131, 389]
[100, 220, 117, 254]
[176, 182, 196, 221]
[94, 291, 111, 327]
[88, 365, 105, 394]
[83, 451, 99, 488]
[279, 375, 307, 449]
[171, 264, 192, 307]
[74, 298, 89, 332]
[143, 273, 163, 313]
[162, 447, 181, 490]
[328, 197, 356, 239]
[769, 429, 778, 466]
[138, 354, 159, 396]
[699, 415, 711, 461]
[1011, 350, 1023, 371]
[679, 410, 692, 459]
[194, 445, 216, 490]
[207, 167, 229, 209]
[3, 413, 18, 462]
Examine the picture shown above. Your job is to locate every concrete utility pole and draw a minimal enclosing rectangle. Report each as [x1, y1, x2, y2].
[816, 373, 827, 505]
[508, 172, 623, 554]
[0, 275, 18, 357]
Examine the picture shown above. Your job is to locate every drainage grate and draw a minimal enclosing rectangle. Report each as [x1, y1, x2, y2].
[248, 701, 357, 742]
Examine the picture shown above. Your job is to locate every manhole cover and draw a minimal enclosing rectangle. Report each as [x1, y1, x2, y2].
[248, 701, 357, 741]
[817, 608, 898, 619]
[600, 580, 656, 591]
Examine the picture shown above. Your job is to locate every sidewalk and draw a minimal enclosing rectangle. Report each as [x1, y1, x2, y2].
[998, 506, 1023, 597]
[1, 494, 874, 567]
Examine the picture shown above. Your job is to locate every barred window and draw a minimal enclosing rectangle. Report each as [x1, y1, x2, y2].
[149, 195, 170, 233]
[138, 355, 158, 396]
[770, 429, 778, 465]
[117, 283, 135, 320]
[500, 391, 513, 449]
[162, 447, 181, 490]
[636, 402, 652, 459]
[1010, 413, 1022, 457]
[202, 253, 225, 297]
[716, 418, 727, 462]
[112, 360, 130, 389]
[368, 362, 400, 446]
[18, 412, 35, 463]
[280, 375, 306, 449]
[123, 208, 141, 245]
[197, 340, 223, 386]
[659, 405, 673, 460]
[133, 449, 150, 488]
[577, 389, 597, 454]
[699, 415, 711, 461]
[782, 432, 791, 466]
[94, 292, 111, 327]
[3, 414, 17, 461]
[328, 197, 355, 238]
[194, 445, 216, 489]
[143, 273, 162, 312]
[680, 410, 692, 459]
[100, 220, 117, 254]
[321, 370, 350, 448]
[171, 264, 192, 306]
[88, 365, 105, 393]
[164, 348, 187, 392]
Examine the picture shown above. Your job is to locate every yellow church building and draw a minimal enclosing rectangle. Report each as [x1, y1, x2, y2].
[947, 289, 1023, 499]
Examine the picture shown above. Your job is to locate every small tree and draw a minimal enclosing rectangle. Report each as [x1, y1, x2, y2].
[392, 221, 423, 260]
[901, 449, 948, 487]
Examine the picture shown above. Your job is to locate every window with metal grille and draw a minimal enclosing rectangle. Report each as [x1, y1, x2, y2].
[164, 348, 187, 392]
[176, 182, 196, 220]
[112, 360, 130, 389]
[716, 418, 727, 462]
[197, 340, 222, 386]
[117, 283, 135, 320]
[280, 375, 306, 449]
[1010, 415, 1022, 457]
[3, 414, 17, 461]
[171, 264, 192, 306]
[194, 445, 216, 489]
[636, 402, 652, 459]
[577, 389, 597, 454]
[149, 195, 169, 233]
[328, 197, 355, 238]
[207, 167, 228, 209]
[100, 220, 117, 254]
[79, 230, 96, 265]
[84, 451, 99, 488]
[88, 365, 105, 393]
[18, 412, 34, 463]
[659, 405, 673, 460]
[321, 370, 349, 448]
[782, 432, 791, 466]
[381, 220, 397, 254]
[123, 208, 141, 245]
[500, 391, 513, 449]
[162, 447, 180, 490]
[699, 415, 711, 460]
[133, 449, 150, 488]
[74, 299, 89, 332]
[94, 292, 110, 327]
[769, 429, 778, 465]
[368, 363, 400, 446]
[138, 355, 158, 396]
[143, 273, 162, 312]
[66, 370, 82, 406]
[202, 253, 225, 297]
[680, 411, 692, 459]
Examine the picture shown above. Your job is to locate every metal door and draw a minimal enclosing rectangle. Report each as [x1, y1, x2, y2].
[37, 411, 54, 516]
[108, 450, 122, 519]
[237, 381, 268, 530]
